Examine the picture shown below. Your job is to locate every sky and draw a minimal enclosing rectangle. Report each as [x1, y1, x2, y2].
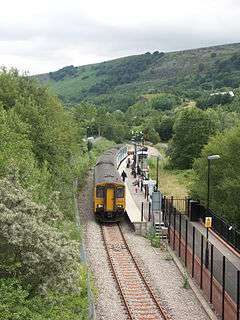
[1, 0, 240, 75]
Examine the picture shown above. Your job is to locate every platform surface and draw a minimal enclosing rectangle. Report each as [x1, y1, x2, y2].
[118, 157, 149, 223]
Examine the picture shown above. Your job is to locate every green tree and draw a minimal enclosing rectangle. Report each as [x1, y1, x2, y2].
[149, 93, 181, 111]
[169, 108, 216, 169]
[157, 115, 174, 141]
[191, 123, 240, 226]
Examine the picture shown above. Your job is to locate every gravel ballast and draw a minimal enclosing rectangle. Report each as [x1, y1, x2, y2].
[121, 222, 210, 320]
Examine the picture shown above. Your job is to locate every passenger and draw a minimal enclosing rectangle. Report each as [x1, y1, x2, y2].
[126, 157, 131, 168]
[137, 165, 141, 175]
[121, 170, 127, 182]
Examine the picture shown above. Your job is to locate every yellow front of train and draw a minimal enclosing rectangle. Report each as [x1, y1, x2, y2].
[94, 182, 126, 221]
[93, 145, 128, 222]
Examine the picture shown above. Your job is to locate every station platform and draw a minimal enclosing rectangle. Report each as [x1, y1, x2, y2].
[118, 157, 149, 225]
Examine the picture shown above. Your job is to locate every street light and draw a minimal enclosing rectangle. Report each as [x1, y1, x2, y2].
[205, 154, 220, 268]
[156, 156, 160, 190]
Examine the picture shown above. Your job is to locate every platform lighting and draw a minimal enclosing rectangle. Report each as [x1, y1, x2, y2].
[205, 154, 220, 268]
[156, 156, 160, 190]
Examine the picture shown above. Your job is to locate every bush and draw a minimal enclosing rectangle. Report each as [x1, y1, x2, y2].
[0, 278, 88, 320]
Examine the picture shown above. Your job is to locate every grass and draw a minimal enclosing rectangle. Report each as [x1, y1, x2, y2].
[146, 227, 161, 248]
[164, 254, 173, 261]
[182, 273, 190, 289]
[148, 149, 192, 198]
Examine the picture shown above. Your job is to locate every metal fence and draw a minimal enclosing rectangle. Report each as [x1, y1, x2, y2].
[162, 199, 240, 320]
[165, 196, 240, 254]
[205, 208, 240, 254]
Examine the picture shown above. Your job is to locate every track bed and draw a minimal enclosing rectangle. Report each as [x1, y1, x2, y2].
[101, 223, 172, 320]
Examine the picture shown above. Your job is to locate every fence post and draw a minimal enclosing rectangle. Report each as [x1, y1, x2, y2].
[210, 244, 214, 303]
[171, 196, 174, 214]
[173, 208, 176, 251]
[234, 229, 237, 250]
[192, 226, 195, 278]
[185, 196, 188, 215]
[185, 219, 188, 267]
[148, 202, 151, 222]
[141, 202, 144, 222]
[200, 234, 203, 289]
[222, 256, 225, 320]
[179, 213, 182, 257]
[168, 201, 171, 245]
[163, 196, 166, 224]
[237, 270, 240, 320]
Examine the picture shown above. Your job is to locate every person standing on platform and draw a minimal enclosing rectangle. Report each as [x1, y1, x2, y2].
[126, 157, 131, 168]
[121, 170, 127, 182]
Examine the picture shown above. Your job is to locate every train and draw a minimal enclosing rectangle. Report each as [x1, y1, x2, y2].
[93, 145, 128, 222]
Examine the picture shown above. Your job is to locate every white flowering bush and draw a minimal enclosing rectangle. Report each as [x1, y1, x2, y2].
[0, 179, 81, 293]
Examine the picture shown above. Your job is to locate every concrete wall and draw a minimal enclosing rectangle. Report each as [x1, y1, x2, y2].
[134, 221, 152, 236]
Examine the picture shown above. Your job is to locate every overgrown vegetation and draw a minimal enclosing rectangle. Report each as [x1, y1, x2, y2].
[0, 69, 115, 319]
[182, 273, 190, 289]
[147, 228, 161, 248]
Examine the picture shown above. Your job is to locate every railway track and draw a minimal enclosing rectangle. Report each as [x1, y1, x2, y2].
[101, 223, 172, 320]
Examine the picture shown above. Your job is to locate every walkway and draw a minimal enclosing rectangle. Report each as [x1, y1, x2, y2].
[118, 156, 149, 223]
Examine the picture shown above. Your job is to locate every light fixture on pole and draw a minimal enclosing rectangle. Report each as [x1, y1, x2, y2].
[205, 154, 220, 268]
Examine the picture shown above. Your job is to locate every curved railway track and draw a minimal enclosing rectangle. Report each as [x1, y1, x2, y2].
[101, 223, 172, 320]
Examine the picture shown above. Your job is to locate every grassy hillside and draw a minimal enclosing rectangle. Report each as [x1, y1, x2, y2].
[36, 42, 240, 110]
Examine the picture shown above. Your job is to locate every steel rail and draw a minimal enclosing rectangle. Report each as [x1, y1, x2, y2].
[101, 224, 133, 320]
[101, 223, 172, 320]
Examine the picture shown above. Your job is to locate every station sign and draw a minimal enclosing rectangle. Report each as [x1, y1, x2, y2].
[205, 217, 212, 228]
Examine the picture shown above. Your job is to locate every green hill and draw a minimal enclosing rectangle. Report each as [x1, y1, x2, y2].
[36, 42, 240, 110]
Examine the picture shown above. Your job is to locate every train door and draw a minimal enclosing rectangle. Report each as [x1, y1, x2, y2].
[106, 187, 114, 212]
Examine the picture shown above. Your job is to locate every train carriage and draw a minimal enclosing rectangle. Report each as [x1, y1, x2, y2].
[93, 145, 127, 221]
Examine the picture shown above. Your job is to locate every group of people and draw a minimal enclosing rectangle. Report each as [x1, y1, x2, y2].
[121, 154, 145, 182]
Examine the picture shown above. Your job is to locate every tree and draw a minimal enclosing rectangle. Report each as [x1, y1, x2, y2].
[0, 69, 88, 214]
[169, 108, 216, 169]
[157, 116, 174, 141]
[191, 123, 240, 226]
[149, 93, 181, 111]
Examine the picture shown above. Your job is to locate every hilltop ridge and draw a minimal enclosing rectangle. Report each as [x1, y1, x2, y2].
[36, 42, 240, 110]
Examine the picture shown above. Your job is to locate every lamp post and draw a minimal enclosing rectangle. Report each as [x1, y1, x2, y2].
[156, 156, 159, 190]
[205, 154, 220, 268]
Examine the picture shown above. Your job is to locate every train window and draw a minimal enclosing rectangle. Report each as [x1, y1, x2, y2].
[96, 186, 104, 198]
[116, 187, 124, 198]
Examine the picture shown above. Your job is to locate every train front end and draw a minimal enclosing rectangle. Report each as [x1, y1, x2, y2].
[94, 183, 126, 221]
[93, 145, 127, 222]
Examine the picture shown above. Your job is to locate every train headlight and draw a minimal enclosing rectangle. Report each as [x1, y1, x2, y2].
[117, 205, 123, 208]
[97, 204, 104, 208]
